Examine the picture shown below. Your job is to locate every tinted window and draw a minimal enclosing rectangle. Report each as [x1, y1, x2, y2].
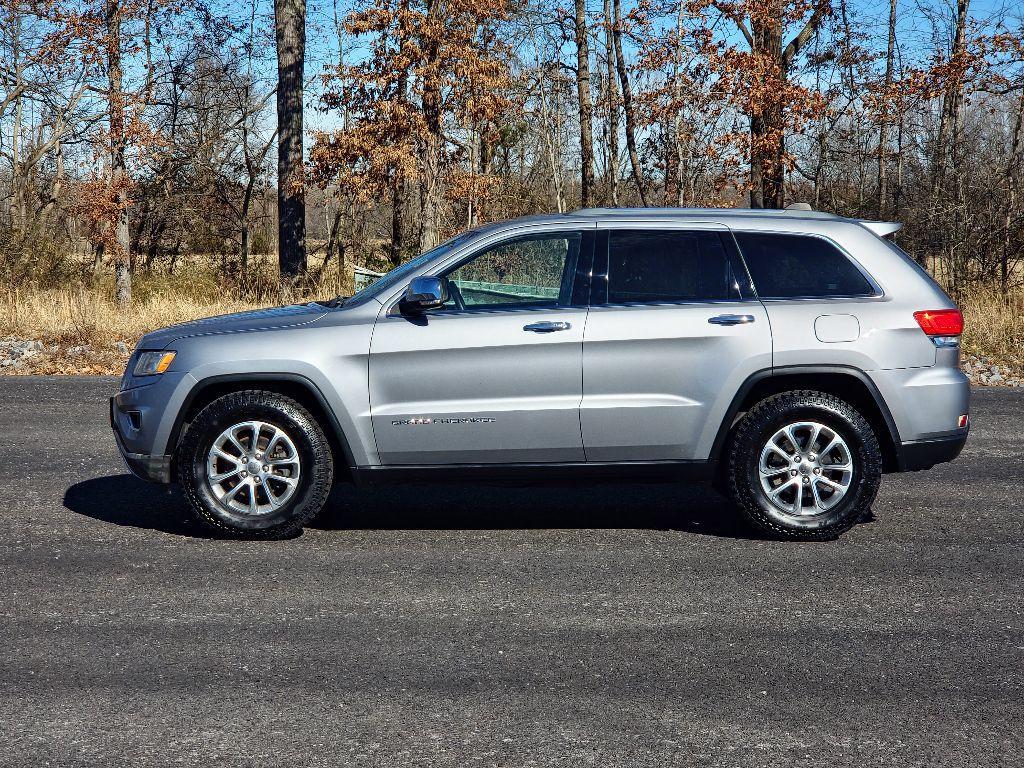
[607, 230, 739, 304]
[882, 239, 950, 300]
[440, 233, 580, 310]
[734, 232, 875, 298]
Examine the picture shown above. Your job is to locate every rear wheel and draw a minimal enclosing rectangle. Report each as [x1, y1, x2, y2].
[727, 390, 882, 540]
[179, 390, 333, 538]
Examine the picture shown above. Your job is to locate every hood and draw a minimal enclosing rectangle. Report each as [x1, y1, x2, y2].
[138, 303, 330, 350]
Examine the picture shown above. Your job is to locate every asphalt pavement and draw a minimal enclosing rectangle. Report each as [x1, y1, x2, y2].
[1, 377, 1022, 767]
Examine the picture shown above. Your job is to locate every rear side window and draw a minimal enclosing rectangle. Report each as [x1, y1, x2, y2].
[607, 230, 741, 304]
[733, 232, 876, 299]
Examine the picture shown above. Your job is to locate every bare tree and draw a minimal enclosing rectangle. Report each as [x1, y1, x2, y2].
[106, 0, 132, 306]
[274, 0, 307, 287]
[573, 0, 595, 207]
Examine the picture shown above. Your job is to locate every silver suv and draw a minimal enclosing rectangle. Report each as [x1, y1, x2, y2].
[111, 208, 970, 540]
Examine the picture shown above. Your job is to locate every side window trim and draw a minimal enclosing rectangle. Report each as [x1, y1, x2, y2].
[591, 227, 753, 308]
[729, 229, 884, 301]
[425, 229, 594, 315]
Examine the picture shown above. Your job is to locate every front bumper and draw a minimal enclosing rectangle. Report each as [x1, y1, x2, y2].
[110, 397, 173, 483]
[897, 433, 968, 472]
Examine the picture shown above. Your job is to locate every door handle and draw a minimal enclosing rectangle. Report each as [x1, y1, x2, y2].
[523, 321, 572, 333]
[708, 314, 756, 326]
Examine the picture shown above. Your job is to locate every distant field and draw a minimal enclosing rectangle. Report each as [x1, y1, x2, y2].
[0, 256, 1021, 377]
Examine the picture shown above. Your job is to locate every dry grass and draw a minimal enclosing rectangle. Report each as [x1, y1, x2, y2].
[0, 254, 353, 373]
[1, 259, 1021, 375]
[957, 285, 1024, 363]
[1, 287, 266, 348]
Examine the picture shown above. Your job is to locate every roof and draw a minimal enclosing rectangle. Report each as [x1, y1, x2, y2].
[571, 207, 845, 221]
[472, 207, 899, 237]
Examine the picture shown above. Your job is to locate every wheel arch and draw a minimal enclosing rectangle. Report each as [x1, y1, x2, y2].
[166, 373, 356, 482]
[711, 366, 902, 473]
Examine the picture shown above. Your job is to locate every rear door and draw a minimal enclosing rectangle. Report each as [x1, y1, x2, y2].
[581, 223, 772, 462]
[369, 225, 594, 465]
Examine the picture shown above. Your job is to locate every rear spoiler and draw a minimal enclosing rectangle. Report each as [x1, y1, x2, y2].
[859, 220, 902, 238]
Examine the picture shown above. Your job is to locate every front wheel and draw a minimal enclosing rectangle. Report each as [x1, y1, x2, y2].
[727, 390, 882, 540]
[179, 390, 334, 538]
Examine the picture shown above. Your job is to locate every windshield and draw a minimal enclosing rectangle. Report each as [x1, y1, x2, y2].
[346, 231, 479, 305]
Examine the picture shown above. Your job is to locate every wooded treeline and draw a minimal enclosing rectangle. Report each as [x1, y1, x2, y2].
[2, 0, 1023, 305]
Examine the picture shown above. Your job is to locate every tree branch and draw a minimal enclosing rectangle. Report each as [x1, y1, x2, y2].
[783, 0, 832, 69]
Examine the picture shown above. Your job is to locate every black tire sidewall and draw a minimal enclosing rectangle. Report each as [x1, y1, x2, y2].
[731, 393, 882, 537]
[181, 393, 332, 535]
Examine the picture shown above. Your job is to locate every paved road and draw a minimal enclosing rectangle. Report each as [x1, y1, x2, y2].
[1, 377, 1022, 767]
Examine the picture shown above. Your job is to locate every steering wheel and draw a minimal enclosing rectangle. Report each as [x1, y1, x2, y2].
[446, 278, 466, 310]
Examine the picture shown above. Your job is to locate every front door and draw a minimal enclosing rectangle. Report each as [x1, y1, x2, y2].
[581, 225, 772, 462]
[369, 227, 593, 465]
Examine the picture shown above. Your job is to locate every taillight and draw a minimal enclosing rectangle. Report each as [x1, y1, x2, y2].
[914, 309, 963, 337]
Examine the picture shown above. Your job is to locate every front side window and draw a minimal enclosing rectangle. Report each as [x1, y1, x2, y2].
[347, 230, 478, 305]
[733, 232, 876, 299]
[606, 230, 741, 304]
[439, 233, 581, 311]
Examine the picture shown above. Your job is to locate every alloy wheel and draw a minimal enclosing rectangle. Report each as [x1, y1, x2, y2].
[758, 421, 854, 516]
[205, 420, 301, 516]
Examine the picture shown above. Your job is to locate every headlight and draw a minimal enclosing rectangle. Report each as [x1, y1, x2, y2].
[133, 351, 176, 376]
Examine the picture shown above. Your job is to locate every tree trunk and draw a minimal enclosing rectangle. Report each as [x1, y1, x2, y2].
[760, 100, 786, 209]
[390, 182, 406, 268]
[664, 113, 678, 205]
[749, 115, 765, 208]
[672, 1, 686, 206]
[274, 0, 307, 288]
[477, 130, 493, 222]
[612, 0, 646, 206]
[876, 0, 896, 218]
[12, 11, 24, 234]
[746, 0, 828, 209]
[749, 12, 785, 209]
[240, 223, 250, 272]
[106, 0, 132, 307]
[418, 0, 444, 252]
[418, 130, 443, 252]
[932, 0, 969, 201]
[574, 0, 595, 208]
[391, 1, 411, 261]
[326, 201, 344, 282]
[603, 0, 620, 206]
[239, 178, 255, 271]
[529, 20, 566, 213]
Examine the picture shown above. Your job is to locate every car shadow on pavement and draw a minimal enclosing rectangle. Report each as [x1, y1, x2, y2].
[311, 481, 769, 539]
[64, 474, 776, 540]
[63, 474, 212, 538]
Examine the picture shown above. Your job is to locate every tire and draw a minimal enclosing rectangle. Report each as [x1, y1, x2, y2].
[179, 390, 334, 538]
[727, 390, 882, 540]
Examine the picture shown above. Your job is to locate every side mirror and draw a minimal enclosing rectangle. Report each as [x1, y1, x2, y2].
[400, 276, 448, 313]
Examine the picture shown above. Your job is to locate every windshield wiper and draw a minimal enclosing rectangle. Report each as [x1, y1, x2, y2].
[312, 295, 349, 308]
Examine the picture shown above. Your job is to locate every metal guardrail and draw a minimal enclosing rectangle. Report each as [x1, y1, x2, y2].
[455, 281, 557, 300]
[351, 268, 555, 302]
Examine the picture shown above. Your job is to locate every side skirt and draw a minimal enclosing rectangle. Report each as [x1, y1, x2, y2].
[352, 459, 716, 488]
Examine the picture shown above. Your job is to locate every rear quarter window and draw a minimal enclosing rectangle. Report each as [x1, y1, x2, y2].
[733, 232, 876, 299]
[882, 239, 952, 302]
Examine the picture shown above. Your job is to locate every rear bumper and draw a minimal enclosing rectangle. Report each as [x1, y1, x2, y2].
[110, 397, 173, 483]
[897, 433, 968, 472]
